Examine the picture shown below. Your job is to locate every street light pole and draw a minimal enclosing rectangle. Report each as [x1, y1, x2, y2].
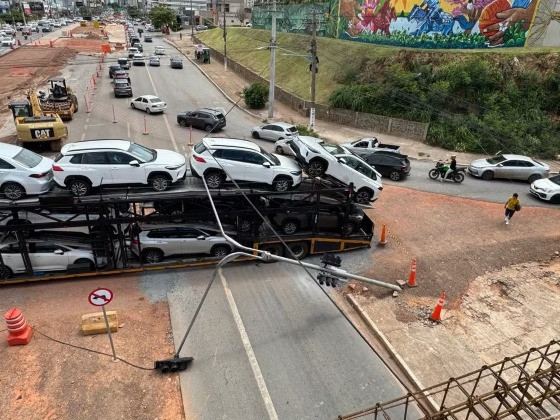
[191, 0, 194, 40]
[222, 0, 227, 71]
[267, 0, 276, 120]
[309, 9, 317, 129]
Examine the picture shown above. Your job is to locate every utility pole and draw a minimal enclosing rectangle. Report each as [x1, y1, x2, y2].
[267, 0, 277, 119]
[309, 8, 318, 129]
[223, 0, 227, 71]
[191, 0, 194, 40]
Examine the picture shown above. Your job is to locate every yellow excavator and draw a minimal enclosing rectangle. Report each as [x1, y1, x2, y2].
[38, 77, 78, 121]
[8, 91, 68, 152]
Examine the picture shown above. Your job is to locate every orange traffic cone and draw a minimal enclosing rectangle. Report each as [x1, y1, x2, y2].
[430, 292, 446, 322]
[407, 259, 417, 287]
[5, 307, 33, 346]
[378, 224, 387, 246]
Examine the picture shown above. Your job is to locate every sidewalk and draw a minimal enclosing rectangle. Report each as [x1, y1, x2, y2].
[166, 33, 486, 164]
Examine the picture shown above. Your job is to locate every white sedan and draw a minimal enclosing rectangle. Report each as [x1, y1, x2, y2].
[530, 174, 560, 204]
[130, 95, 167, 114]
[0, 144, 54, 200]
[1, 38, 16, 47]
[155, 46, 165, 55]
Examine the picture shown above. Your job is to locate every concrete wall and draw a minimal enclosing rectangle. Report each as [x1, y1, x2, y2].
[197, 40, 429, 141]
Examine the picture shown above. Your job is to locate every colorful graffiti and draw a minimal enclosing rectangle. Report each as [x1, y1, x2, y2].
[337, 0, 539, 47]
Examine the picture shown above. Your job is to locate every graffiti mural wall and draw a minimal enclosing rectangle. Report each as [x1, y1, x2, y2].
[337, 0, 540, 47]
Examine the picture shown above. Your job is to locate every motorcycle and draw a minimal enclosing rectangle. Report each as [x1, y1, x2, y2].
[429, 161, 465, 183]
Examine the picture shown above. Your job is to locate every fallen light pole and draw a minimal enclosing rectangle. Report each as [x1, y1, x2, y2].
[154, 177, 401, 373]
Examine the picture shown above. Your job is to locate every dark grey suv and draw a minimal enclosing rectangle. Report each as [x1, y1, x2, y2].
[176, 108, 226, 132]
[113, 79, 133, 97]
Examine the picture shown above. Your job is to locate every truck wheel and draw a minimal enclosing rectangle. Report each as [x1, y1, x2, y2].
[68, 178, 91, 196]
[259, 243, 283, 258]
[50, 140, 62, 152]
[281, 220, 299, 235]
[70, 94, 78, 112]
[2, 182, 26, 200]
[286, 241, 309, 260]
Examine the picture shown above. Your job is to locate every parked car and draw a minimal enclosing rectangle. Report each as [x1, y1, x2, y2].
[155, 46, 165, 55]
[0, 144, 54, 200]
[268, 194, 365, 235]
[132, 53, 145, 66]
[176, 108, 226, 132]
[113, 79, 133, 97]
[127, 47, 139, 58]
[190, 138, 302, 191]
[530, 174, 560, 204]
[170, 57, 183, 69]
[130, 224, 232, 263]
[274, 137, 323, 155]
[468, 154, 549, 182]
[362, 152, 411, 181]
[149, 55, 160, 66]
[144, 35, 152, 42]
[117, 57, 130, 69]
[41, 25, 52, 32]
[196, 25, 208, 31]
[0, 238, 103, 278]
[52, 140, 186, 196]
[341, 137, 401, 156]
[251, 122, 298, 141]
[1, 38, 16, 47]
[288, 136, 383, 203]
[130, 95, 166, 113]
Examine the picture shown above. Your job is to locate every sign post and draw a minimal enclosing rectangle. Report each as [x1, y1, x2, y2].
[88, 287, 117, 361]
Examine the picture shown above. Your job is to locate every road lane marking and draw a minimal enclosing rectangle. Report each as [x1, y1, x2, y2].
[219, 270, 278, 420]
[144, 64, 180, 152]
[127, 122, 131, 138]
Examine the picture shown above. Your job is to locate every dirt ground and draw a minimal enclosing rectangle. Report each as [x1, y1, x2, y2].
[0, 275, 183, 420]
[0, 46, 76, 127]
[344, 185, 560, 401]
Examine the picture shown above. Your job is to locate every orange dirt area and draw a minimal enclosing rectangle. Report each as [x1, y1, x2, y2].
[357, 186, 560, 314]
[69, 23, 106, 37]
[0, 274, 183, 420]
[54, 38, 105, 53]
[0, 46, 76, 115]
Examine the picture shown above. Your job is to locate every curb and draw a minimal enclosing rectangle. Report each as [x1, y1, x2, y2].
[163, 38, 262, 120]
[346, 294, 440, 412]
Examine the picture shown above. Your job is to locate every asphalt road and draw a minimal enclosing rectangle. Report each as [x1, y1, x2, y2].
[42, 33, 556, 209]
[162, 263, 420, 419]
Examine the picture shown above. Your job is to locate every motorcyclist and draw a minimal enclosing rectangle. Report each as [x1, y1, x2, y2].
[441, 155, 457, 181]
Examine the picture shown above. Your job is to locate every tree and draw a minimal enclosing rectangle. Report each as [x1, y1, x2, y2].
[149, 5, 175, 29]
[236, 7, 247, 24]
[243, 83, 269, 109]
[109, 3, 120, 11]
[127, 6, 142, 19]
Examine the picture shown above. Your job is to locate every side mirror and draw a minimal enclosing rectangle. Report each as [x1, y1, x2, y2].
[337, 157, 346, 164]
[262, 161, 271, 168]
[129, 160, 140, 166]
[197, 235, 205, 240]
[54, 249, 64, 255]
[497, 163, 503, 167]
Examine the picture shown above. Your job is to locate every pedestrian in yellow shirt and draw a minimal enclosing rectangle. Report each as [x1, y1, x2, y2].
[504, 193, 520, 225]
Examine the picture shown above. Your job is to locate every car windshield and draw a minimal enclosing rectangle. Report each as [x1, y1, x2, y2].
[13, 148, 43, 168]
[323, 143, 347, 156]
[550, 175, 560, 185]
[127, 142, 156, 162]
[287, 126, 298, 133]
[149, 97, 162, 103]
[261, 148, 280, 165]
[486, 155, 506, 164]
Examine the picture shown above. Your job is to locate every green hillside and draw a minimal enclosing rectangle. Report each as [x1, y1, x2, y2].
[199, 28, 560, 157]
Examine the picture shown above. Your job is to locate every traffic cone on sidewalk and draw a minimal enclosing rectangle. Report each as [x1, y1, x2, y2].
[378, 224, 387, 246]
[430, 292, 446, 322]
[407, 259, 417, 287]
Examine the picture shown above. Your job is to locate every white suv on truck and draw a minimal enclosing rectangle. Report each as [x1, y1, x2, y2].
[53, 140, 186, 196]
[190, 138, 302, 191]
[289, 136, 383, 203]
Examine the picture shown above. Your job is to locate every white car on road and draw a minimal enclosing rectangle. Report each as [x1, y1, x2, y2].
[155, 46, 165, 55]
[52, 140, 186, 196]
[0, 144, 54, 200]
[530, 174, 560, 204]
[289, 136, 383, 203]
[1, 38, 16, 47]
[190, 138, 302, 191]
[131, 95, 167, 113]
[251, 122, 298, 141]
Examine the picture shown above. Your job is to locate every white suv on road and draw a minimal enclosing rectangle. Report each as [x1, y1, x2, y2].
[53, 140, 186, 196]
[289, 136, 383, 203]
[190, 138, 302, 191]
